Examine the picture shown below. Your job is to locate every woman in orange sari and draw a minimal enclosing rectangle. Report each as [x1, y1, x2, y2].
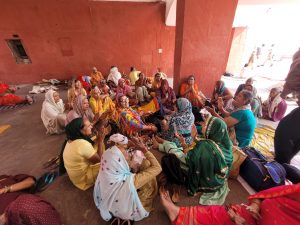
[160, 183, 300, 225]
[179, 75, 204, 108]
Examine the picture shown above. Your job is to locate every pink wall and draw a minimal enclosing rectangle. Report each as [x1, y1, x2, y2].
[0, 0, 175, 84]
[173, 0, 238, 96]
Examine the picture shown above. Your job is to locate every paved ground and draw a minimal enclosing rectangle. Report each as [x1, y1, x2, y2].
[0, 84, 250, 225]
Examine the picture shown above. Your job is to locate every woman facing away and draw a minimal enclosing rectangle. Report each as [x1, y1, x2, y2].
[160, 183, 300, 225]
[262, 87, 287, 122]
[208, 90, 256, 148]
[156, 116, 232, 205]
[107, 66, 122, 89]
[41, 89, 66, 134]
[62, 117, 109, 190]
[165, 98, 195, 147]
[93, 133, 162, 223]
[0, 174, 62, 225]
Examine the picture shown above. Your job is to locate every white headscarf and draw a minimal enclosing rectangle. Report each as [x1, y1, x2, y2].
[41, 89, 65, 133]
[109, 133, 128, 145]
[265, 88, 283, 118]
[93, 145, 149, 221]
[107, 66, 122, 86]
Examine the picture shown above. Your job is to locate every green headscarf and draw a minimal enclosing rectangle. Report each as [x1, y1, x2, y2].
[186, 117, 233, 196]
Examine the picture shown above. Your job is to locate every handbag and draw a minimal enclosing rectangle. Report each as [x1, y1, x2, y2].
[229, 145, 247, 179]
[240, 146, 286, 191]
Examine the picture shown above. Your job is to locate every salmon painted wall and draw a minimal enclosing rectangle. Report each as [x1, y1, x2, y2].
[173, 0, 238, 96]
[0, 0, 175, 84]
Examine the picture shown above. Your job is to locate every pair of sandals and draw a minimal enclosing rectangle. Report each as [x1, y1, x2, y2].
[109, 218, 134, 225]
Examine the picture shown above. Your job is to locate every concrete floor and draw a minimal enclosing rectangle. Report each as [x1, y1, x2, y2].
[0, 84, 249, 225]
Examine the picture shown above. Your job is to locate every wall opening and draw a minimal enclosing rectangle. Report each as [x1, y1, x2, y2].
[6, 39, 32, 64]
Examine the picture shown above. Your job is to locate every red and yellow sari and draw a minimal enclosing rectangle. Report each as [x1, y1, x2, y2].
[174, 184, 300, 225]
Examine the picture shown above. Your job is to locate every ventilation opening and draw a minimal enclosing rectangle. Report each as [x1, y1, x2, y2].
[6, 39, 32, 64]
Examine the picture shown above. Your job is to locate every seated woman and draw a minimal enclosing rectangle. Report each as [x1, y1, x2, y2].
[211, 80, 233, 107]
[148, 72, 163, 96]
[164, 98, 195, 147]
[41, 89, 66, 134]
[234, 77, 257, 97]
[77, 75, 91, 95]
[179, 75, 204, 108]
[93, 133, 162, 222]
[67, 79, 87, 109]
[243, 84, 262, 117]
[262, 87, 287, 121]
[62, 117, 109, 190]
[107, 66, 122, 89]
[0, 82, 33, 106]
[89, 86, 115, 116]
[156, 79, 176, 116]
[117, 95, 156, 136]
[135, 72, 152, 105]
[208, 90, 256, 148]
[160, 183, 300, 225]
[65, 94, 94, 125]
[158, 116, 232, 205]
[0, 174, 62, 225]
[129, 67, 140, 85]
[90, 66, 104, 87]
[115, 78, 137, 105]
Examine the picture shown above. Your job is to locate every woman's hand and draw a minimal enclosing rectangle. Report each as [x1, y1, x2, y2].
[217, 97, 224, 110]
[245, 200, 261, 220]
[130, 136, 148, 153]
[205, 106, 216, 114]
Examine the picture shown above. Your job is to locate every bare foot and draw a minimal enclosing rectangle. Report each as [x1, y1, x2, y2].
[25, 95, 33, 105]
[159, 188, 180, 222]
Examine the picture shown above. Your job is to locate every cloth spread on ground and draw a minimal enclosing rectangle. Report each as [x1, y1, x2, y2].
[250, 125, 275, 158]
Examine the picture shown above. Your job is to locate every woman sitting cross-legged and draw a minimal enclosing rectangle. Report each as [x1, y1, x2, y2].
[157, 116, 233, 205]
[41, 89, 66, 134]
[262, 87, 287, 122]
[179, 75, 205, 108]
[211, 80, 233, 107]
[0, 174, 62, 225]
[164, 98, 195, 147]
[117, 95, 156, 136]
[61, 117, 110, 190]
[160, 183, 300, 225]
[207, 90, 256, 148]
[67, 79, 87, 109]
[65, 94, 95, 125]
[89, 86, 115, 116]
[93, 133, 162, 223]
[156, 79, 176, 116]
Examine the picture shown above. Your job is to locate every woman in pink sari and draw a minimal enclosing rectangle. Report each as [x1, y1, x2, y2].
[160, 183, 300, 225]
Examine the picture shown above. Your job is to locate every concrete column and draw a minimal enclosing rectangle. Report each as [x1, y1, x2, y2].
[173, 0, 238, 96]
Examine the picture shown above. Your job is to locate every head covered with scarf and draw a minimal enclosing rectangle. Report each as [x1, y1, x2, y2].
[185, 116, 233, 203]
[93, 137, 149, 221]
[168, 98, 195, 147]
[66, 94, 94, 124]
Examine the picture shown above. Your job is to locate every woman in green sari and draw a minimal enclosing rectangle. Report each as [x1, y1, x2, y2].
[158, 116, 233, 205]
[186, 116, 233, 205]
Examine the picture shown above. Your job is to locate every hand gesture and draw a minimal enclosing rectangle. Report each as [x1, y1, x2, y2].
[205, 106, 215, 114]
[217, 97, 224, 110]
[130, 135, 148, 153]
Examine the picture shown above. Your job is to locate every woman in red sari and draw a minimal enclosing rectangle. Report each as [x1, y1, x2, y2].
[0, 82, 33, 106]
[160, 184, 300, 225]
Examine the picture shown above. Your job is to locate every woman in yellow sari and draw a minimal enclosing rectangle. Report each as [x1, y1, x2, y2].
[89, 86, 115, 116]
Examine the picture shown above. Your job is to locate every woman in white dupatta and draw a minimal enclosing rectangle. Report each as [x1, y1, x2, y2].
[107, 66, 122, 88]
[41, 89, 66, 134]
[94, 133, 161, 222]
[262, 87, 287, 122]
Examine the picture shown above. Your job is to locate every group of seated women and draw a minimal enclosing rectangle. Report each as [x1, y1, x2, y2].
[21, 66, 296, 225]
